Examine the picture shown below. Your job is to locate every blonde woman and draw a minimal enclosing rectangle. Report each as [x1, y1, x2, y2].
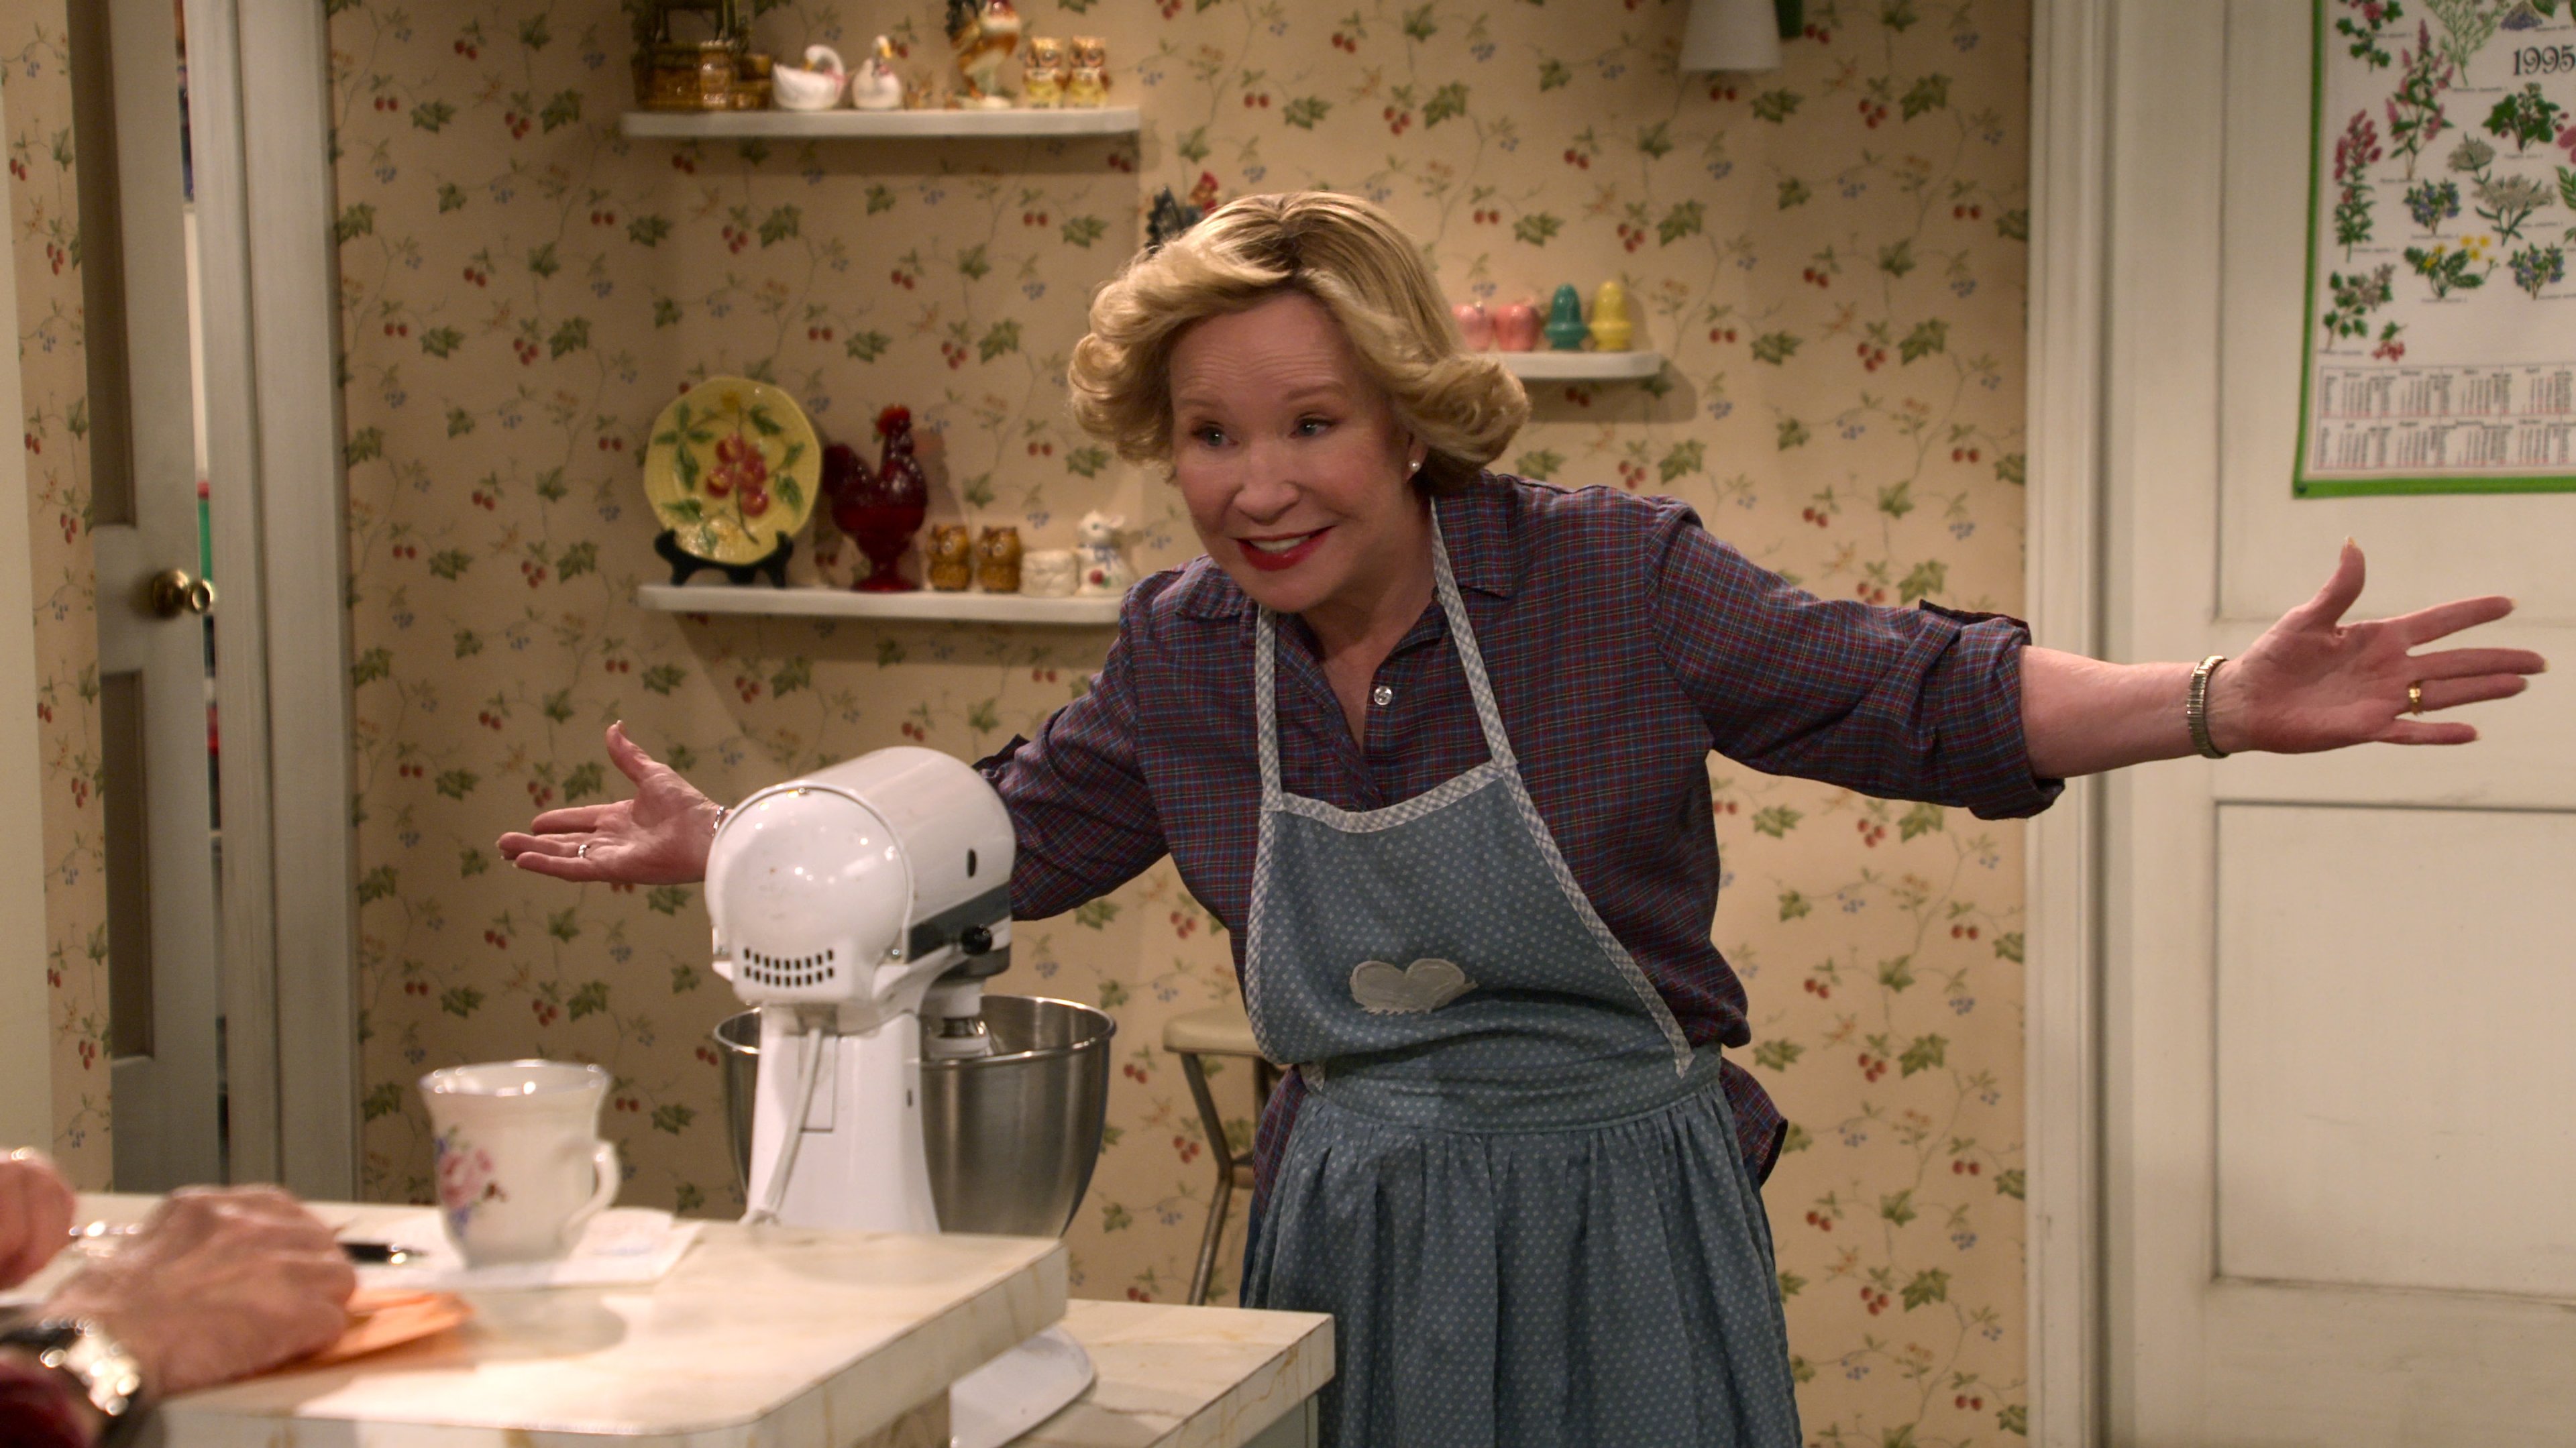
[506, 192, 2540, 1446]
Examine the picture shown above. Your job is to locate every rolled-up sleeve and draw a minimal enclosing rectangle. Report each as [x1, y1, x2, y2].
[975, 589, 1172, 918]
[1644, 502, 2060, 820]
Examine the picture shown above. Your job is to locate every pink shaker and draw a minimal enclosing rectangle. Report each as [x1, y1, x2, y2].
[1452, 302, 1495, 350]
[1493, 300, 1543, 352]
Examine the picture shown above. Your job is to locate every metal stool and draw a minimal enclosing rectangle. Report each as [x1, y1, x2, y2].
[1165, 1001, 1279, 1306]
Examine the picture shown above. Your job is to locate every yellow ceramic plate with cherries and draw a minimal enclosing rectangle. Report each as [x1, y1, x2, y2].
[643, 376, 820, 565]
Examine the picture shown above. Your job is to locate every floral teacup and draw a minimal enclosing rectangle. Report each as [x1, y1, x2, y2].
[420, 1060, 619, 1267]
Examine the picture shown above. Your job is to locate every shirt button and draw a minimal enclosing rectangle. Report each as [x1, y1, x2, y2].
[1371, 685, 1394, 708]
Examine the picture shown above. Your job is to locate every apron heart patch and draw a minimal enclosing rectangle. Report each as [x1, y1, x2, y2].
[1349, 958, 1477, 1015]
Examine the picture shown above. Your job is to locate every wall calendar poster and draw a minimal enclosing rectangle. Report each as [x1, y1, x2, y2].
[2297, 0, 2576, 496]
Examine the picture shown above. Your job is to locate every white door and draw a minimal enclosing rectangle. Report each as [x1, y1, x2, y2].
[2100, 4, 2576, 1442]
[77, 0, 224, 1191]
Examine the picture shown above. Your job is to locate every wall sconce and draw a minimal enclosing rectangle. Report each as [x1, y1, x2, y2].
[1679, 0, 1801, 74]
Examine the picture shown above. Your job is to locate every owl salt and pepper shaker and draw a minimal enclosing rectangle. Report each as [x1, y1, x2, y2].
[1064, 37, 1109, 107]
[924, 525, 975, 591]
[976, 526, 1023, 592]
[1020, 36, 1067, 107]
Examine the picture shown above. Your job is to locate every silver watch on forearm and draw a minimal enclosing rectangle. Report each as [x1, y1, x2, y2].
[0, 1317, 150, 1446]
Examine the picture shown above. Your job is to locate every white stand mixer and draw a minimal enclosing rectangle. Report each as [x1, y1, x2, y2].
[706, 746, 1094, 1447]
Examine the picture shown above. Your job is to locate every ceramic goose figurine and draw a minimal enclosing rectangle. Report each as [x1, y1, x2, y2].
[771, 46, 847, 111]
[850, 36, 905, 111]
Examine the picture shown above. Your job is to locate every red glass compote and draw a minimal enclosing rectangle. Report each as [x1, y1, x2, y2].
[832, 405, 929, 592]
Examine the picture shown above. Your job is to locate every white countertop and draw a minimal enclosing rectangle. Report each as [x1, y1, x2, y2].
[1021, 1300, 1331, 1448]
[46, 1196, 1063, 1447]
[32, 1196, 1335, 1448]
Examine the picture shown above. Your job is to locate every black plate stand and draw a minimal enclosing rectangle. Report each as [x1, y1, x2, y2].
[657, 531, 792, 588]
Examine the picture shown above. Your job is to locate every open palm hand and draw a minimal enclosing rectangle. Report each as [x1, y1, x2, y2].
[496, 722, 720, 885]
[2220, 541, 2546, 754]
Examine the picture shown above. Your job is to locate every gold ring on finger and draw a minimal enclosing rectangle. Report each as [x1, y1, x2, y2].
[2408, 681, 2424, 716]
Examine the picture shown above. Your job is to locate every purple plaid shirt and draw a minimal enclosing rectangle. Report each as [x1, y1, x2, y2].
[978, 476, 2057, 1194]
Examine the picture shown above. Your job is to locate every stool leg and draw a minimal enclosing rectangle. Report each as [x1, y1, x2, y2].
[1179, 1049, 1236, 1306]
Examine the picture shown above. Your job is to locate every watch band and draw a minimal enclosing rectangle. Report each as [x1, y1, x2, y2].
[2188, 654, 2230, 760]
[0, 1319, 149, 1447]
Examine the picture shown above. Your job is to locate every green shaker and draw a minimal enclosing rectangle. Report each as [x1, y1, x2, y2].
[1543, 284, 1588, 351]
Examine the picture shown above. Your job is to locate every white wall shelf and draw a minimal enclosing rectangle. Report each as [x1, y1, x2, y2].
[637, 583, 1122, 626]
[621, 108, 1142, 140]
[1494, 350, 1665, 381]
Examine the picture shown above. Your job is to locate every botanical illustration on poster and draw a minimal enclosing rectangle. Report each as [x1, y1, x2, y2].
[2298, 0, 2576, 495]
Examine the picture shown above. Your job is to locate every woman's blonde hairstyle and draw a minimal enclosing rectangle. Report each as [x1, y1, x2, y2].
[1068, 191, 1528, 493]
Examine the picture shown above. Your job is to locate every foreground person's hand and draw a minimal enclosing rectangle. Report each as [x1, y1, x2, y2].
[498, 721, 721, 885]
[40, 1186, 354, 1396]
[2212, 540, 2548, 753]
[0, 1149, 76, 1288]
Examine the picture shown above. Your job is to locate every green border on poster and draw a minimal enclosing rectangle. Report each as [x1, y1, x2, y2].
[2290, 0, 2576, 498]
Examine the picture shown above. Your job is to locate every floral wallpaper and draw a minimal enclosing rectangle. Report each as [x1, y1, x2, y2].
[1, 0, 110, 1186]
[327, 0, 2034, 1440]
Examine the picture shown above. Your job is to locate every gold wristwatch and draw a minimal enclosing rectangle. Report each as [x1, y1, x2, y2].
[0, 1317, 149, 1445]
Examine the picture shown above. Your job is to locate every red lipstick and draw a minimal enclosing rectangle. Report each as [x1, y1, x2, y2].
[1235, 529, 1329, 572]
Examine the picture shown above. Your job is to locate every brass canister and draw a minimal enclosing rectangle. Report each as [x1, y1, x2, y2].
[696, 41, 737, 109]
[637, 42, 704, 109]
[729, 52, 773, 109]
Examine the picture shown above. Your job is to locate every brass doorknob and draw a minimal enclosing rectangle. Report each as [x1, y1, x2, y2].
[148, 569, 218, 618]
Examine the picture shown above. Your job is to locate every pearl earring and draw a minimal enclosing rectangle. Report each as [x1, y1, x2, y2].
[1407, 459, 1421, 474]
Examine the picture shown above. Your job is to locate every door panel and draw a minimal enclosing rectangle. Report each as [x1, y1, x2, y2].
[2104, 3, 2576, 1441]
[80, 0, 223, 1191]
[2215, 803, 2576, 1300]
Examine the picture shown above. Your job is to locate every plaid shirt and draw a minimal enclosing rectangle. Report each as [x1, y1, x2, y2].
[979, 476, 2057, 1192]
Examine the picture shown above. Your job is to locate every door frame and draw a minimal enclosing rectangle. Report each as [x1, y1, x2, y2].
[184, 0, 359, 1198]
[2022, 0, 2114, 1442]
[0, 153, 52, 1150]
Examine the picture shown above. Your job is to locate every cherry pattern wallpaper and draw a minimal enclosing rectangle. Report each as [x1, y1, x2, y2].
[1, 0, 111, 1186]
[329, 0, 2035, 1438]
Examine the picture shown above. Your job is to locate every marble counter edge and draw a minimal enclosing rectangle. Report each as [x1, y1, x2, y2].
[1011, 1300, 1334, 1448]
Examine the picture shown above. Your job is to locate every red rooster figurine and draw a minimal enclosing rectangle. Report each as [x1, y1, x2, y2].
[826, 406, 931, 592]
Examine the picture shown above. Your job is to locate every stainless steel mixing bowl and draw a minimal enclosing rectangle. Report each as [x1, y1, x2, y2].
[712, 995, 1116, 1237]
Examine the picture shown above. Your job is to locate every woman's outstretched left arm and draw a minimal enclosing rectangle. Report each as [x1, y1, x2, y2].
[2021, 540, 2546, 779]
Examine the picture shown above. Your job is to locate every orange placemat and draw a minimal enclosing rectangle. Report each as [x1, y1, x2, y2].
[303, 1288, 473, 1367]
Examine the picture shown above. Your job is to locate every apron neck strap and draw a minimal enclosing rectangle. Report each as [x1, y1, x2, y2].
[1253, 494, 1519, 799]
[1425, 500, 1517, 770]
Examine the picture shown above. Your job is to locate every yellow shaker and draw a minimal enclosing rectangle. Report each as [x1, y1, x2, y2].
[1587, 280, 1634, 352]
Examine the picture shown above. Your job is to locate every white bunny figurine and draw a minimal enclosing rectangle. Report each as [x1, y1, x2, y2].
[1074, 511, 1132, 598]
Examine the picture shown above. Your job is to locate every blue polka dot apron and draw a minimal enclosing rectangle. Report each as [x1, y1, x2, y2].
[1236, 501, 1801, 1448]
